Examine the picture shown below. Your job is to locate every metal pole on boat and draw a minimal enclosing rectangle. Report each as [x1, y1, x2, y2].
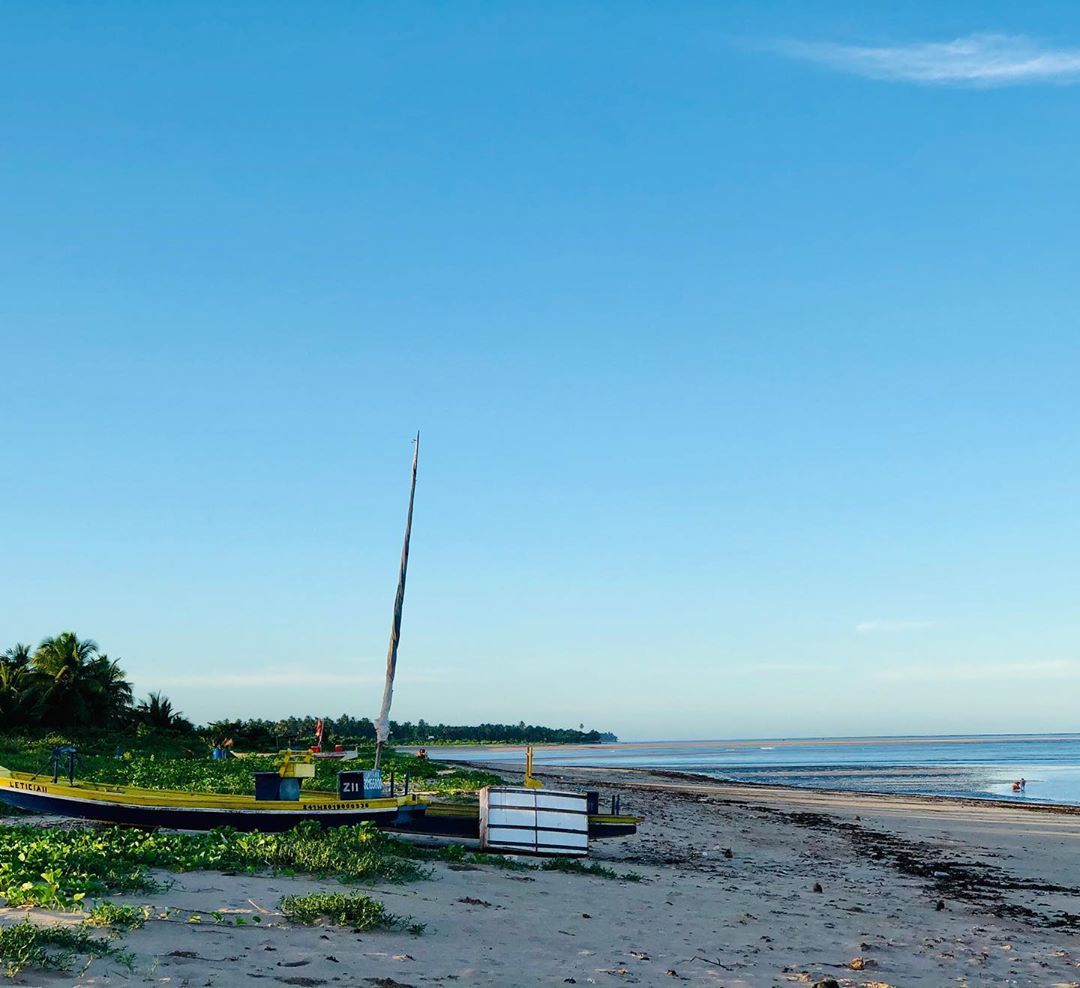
[373, 433, 420, 771]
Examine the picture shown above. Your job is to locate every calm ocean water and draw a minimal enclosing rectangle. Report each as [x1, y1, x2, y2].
[430, 735, 1080, 806]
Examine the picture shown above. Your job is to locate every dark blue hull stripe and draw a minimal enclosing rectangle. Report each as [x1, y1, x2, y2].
[0, 791, 636, 839]
[0, 790, 424, 832]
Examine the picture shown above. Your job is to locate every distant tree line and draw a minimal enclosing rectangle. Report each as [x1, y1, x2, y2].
[205, 715, 617, 750]
[1, 633, 616, 747]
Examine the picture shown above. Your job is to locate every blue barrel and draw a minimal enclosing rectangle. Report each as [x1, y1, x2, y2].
[278, 778, 301, 801]
[254, 772, 281, 801]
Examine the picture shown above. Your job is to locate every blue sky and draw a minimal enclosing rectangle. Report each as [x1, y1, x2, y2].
[2, 2, 1079, 739]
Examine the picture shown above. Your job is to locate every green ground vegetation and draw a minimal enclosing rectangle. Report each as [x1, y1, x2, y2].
[0, 919, 132, 978]
[0, 732, 500, 795]
[539, 857, 643, 881]
[0, 816, 636, 976]
[82, 902, 149, 931]
[278, 891, 422, 932]
[0, 815, 639, 914]
[0, 820, 426, 910]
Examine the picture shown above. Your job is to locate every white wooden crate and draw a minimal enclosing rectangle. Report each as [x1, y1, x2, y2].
[479, 786, 589, 856]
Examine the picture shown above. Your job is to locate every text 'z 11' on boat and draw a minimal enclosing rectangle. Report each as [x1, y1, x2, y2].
[0, 435, 639, 852]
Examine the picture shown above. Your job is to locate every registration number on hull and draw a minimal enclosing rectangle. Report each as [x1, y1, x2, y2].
[303, 801, 386, 812]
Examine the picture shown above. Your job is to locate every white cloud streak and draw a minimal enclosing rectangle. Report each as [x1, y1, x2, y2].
[856, 620, 938, 635]
[877, 659, 1080, 684]
[755, 662, 837, 673]
[151, 670, 450, 689]
[774, 33, 1080, 87]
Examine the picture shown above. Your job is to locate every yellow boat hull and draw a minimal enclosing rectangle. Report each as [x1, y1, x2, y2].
[0, 768, 425, 831]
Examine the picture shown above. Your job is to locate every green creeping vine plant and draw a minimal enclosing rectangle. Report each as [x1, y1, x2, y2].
[279, 891, 424, 933]
[0, 820, 425, 910]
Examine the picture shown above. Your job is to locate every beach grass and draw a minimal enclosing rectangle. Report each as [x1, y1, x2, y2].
[539, 857, 643, 881]
[0, 919, 132, 978]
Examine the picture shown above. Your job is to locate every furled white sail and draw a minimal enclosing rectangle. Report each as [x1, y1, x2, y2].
[373, 433, 419, 766]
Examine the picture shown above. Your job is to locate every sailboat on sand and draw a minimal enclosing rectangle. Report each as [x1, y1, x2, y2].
[0, 437, 638, 842]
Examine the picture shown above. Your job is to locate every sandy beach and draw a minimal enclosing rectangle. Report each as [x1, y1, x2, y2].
[3, 766, 1080, 987]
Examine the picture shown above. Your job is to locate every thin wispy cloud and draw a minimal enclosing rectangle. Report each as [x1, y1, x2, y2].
[756, 662, 837, 674]
[774, 33, 1080, 87]
[152, 669, 450, 689]
[877, 659, 1080, 684]
[855, 620, 938, 635]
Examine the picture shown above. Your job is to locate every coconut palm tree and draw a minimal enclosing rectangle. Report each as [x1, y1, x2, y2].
[3, 643, 32, 668]
[135, 691, 191, 731]
[31, 632, 133, 726]
[89, 654, 134, 723]
[0, 646, 42, 726]
[32, 632, 99, 678]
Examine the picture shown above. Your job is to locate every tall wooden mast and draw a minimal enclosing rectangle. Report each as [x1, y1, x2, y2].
[373, 433, 419, 770]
